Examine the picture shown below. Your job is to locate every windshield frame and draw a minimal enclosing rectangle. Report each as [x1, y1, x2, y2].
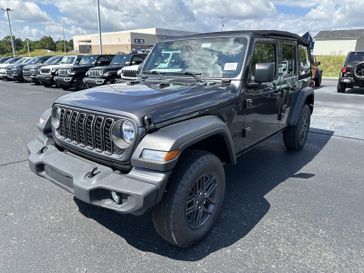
[141, 35, 249, 81]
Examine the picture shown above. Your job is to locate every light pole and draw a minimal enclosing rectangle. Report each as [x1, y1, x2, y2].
[1, 8, 16, 57]
[219, 16, 225, 32]
[96, 0, 103, 54]
[62, 25, 67, 52]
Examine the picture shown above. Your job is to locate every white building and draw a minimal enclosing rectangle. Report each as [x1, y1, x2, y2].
[73, 28, 195, 54]
[313, 29, 364, 56]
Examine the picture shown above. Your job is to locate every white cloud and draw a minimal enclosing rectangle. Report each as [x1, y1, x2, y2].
[0, 0, 50, 23]
[1, 0, 364, 40]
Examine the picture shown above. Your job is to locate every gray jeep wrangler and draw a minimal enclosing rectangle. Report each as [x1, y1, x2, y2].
[28, 30, 314, 248]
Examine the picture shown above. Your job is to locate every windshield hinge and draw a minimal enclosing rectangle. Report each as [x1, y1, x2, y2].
[143, 116, 156, 132]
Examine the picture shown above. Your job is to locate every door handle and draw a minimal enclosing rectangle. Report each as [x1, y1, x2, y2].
[245, 98, 253, 108]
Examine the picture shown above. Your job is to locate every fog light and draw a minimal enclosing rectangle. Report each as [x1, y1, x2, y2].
[111, 191, 121, 204]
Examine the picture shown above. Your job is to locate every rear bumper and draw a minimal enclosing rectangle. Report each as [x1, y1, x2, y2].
[54, 76, 74, 88]
[27, 137, 170, 215]
[339, 77, 364, 86]
[83, 77, 105, 87]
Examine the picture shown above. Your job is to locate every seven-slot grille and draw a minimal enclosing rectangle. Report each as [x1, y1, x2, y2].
[88, 69, 102, 77]
[23, 68, 30, 76]
[58, 69, 68, 76]
[56, 107, 116, 154]
[40, 68, 51, 74]
[121, 68, 138, 80]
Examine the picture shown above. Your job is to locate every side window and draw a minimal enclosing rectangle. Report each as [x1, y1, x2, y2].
[281, 43, 297, 77]
[131, 55, 144, 65]
[250, 42, 276, 81]
[299, 45, 311, 75]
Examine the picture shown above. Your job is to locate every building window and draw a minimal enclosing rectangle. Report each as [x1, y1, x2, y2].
[134, 39, 145, 44]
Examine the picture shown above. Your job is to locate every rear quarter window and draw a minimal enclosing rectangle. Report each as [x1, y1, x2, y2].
[346, 52, 364, 66]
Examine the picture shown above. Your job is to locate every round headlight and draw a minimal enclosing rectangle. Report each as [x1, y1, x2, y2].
[51, 106, 61, 129]
[98, 70, 103, 76]
[67, 69, 72, 74]
[122, 120, 135, 144]
[111, 119, 136, 149]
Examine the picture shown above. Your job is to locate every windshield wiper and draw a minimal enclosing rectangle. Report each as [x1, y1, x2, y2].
[173, 71, 206, 84]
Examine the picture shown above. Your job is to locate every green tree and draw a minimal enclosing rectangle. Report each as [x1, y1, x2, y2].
[39, 36, 56, 51]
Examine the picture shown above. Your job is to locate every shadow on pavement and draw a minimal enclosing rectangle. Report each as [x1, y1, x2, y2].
[75, 128, 333, 260]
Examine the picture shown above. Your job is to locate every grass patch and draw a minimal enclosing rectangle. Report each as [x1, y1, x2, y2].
[315, 55, 346, 78]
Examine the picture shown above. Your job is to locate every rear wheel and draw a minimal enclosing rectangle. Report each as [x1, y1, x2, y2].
[152, 150, 225, 248]
[283, 104, 311, 151]
[337, 82, 346, 93]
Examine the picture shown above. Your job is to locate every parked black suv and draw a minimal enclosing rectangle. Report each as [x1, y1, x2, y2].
[38, 56, 82, 87]
[22, 56, 53, 83]
[28, 30, 314, 248]
[6, 57, 33, 81]
[55, 55, 114, 90]
[338, 51, 364, 92]
[83, 53, 147, 88]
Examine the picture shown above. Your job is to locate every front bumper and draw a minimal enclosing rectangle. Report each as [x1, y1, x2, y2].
[38, 74, 54, 85]
[54, 76, 74, 88]
[83, 77, 106, 87]
[27, 137, 169, 215]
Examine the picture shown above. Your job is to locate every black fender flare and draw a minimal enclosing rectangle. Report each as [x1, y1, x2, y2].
[131, 115, 236, 172]
[287, 87, 314, 126]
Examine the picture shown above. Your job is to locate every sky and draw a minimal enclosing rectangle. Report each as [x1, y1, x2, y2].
[0, 0, 364, 40]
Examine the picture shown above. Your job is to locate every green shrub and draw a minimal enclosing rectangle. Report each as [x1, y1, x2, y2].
[315, 55, 346, 78]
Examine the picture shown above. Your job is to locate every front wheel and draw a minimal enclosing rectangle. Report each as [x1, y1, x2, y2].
[152, 150, 225, 248]
[283, 104, 311, 151]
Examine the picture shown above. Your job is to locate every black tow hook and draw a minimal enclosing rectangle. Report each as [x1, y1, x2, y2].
[87, 167, 101, 178]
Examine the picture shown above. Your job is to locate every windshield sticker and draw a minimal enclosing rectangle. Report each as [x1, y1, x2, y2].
[224, 62, 238, 71]
[201, 43, 212, 48]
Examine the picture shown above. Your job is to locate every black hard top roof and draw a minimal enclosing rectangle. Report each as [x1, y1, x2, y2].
[164, 30, 309, 46]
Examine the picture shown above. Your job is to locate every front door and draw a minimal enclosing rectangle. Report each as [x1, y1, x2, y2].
[243, 40, 281, 147]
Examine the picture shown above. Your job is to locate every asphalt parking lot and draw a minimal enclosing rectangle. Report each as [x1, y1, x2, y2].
[0, 79, 363, 273]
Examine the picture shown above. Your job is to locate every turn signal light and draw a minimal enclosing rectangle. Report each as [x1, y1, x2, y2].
[341, 67, 347, 73]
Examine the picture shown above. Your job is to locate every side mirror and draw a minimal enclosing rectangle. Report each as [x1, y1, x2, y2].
[255, 62, 275, 83]
[316, 61, 321, 66]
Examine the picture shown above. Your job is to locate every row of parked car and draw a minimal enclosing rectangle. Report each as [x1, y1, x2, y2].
[0, 53, 147, 90]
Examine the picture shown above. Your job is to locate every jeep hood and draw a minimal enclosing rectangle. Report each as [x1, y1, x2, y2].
[55, 83, 236, 125]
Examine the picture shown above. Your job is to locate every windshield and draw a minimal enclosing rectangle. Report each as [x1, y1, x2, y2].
[59, 56, 76, 65]
[44, 56, 61, 65]
[28, 57, 40, 65]
[4, 58, 17, 64]
[111, 54, 131, 65]
[347, 52, 364, 66]
[143, 36, 247, 78]
[15, 58, 27, 64]
[79, 55, 97, 65]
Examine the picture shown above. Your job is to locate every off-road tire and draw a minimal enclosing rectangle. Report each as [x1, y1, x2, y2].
[283, 104, 311, 151]
[337, 83, 346, 93]
[152, 150, 225, 248]
[74, 77, 87, 91]
[314, 73, 322, 87]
